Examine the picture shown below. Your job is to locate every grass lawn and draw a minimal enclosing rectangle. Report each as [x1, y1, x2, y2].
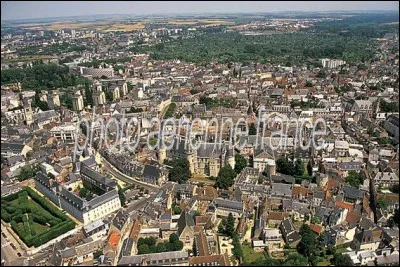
[317, 259, 331, 266]
[294, 220, 303, 229]
[190, 175, 216, 185]
[336, 247, 349, 254]
[242, 244, 266, 263]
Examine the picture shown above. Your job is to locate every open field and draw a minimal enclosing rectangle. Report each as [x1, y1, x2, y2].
[1, 187, 75, 248]
[242, 244, 266, 263]
[13, 18, 235, 31]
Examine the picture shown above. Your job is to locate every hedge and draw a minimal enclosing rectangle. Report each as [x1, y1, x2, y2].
[5, 206, 16, 214]
[2, 187, 76, 247]
[24, 187, 69, 221]
[1, 208, 11, 223]
[31, 214, 47, 225]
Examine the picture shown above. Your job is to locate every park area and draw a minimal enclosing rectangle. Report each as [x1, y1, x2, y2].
[1, 187, 75, 248]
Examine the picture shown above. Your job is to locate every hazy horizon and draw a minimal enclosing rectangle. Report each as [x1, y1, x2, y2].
[1, 1, 399, 21]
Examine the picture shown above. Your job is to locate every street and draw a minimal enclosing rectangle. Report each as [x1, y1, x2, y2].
[101, 156, 159, 192]
[1, 228, 25, 266]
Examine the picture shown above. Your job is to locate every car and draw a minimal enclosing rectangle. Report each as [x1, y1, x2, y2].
[17, 252, 22, 257]
[10, 244, 16, 250]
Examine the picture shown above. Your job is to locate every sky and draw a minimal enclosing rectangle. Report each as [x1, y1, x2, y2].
[1, 1, 399, 21]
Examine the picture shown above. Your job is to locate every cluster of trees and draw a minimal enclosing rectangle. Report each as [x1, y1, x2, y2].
[137, 234, 183, 254]
[231, 233, 243, 261]
[276, 157, 305, 177]
[164, 103, 176, 119]
[1, 64, 87, 90]
[168, 157, 190, 184]
[380, 100, 399, 113]
[135, 29, 377, 65]
[214, 165, 236, 190]
[377, 137, 399, 146]
[345, 171, 363, 188]
[171, 202, 181, 215]
[244, 253, 309, 266]
[129, 107, 144, 113]
[234, 154, 247, 174]
[32, 88, 49, 111]
[199, 96, 235, 109]
[218, 212, 235, 237]
[17, 164, 39, 182]
[1, 187, 75, 247]
[248, 123, 257, 135]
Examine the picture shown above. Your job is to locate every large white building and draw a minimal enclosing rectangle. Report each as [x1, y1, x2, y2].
[34, 161, 121, 225]
[50, 123, 77, 142]
[321, 58, 346, 69]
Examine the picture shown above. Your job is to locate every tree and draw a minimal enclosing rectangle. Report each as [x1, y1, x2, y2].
[79, 187, 88, 198]
[218, 219, 226, 234]
[226, 213, 235, 237]
[18, 164, 39, 182]
[376, 199, 389, 210]
[276, 157, 295, 176]
[390, 184, 399, 194]
[297, 224, 317, 257]
[138, 244, 150, 254]
[317, 69, 326, 78]
[311, 216, 321, 224]
[118, 185, 126, 206]
[305, 80, 313, 87]
[168, 158, 190, 184]
[332, 253, 354, 266]
[294, 158, 304, 176]
[214, 165, 236, 190]
[169, 233, 179, 244]
[345, 171, 363, 188]
[105, 91, 114, 102]
[283, 254, 309, 266]
[231, 233, 243, 260]
[249, 123, 257, 135]
[84, 80, 93, 106]
[156, 242, 167, 253]
[234, 154, 247, 174]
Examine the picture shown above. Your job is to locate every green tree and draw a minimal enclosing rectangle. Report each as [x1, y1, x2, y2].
[317, 69, 326, 78]
[390, 184, 399, 194]
[376, 199, 389, 210]
[332, 253, 354, 266]
[168, 157, 190, 184]
[17, 164, 39, 182]
[84, 80, 93, 106]
[276, 157, 295, 176]
[297, 224, 317, 257]
[79, 187, 88, 198]
[234, 154, 247, 174]
[138, 244, 150, 254]
[226, 213, 235, 237]
[214, 165, 236, 190]
[169, 233, 179, 244]
[249, 123, 257, 135]
[294, 158, 304, 176]
[118, 185, 126, 206]
[305, 80, 313, 87]
[345, 171, 363, 188]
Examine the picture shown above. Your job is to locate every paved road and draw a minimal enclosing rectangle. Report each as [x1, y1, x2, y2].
[101, 157, 159, 192]
[1, 230, 25, 266]
[124, 192, 158, 215]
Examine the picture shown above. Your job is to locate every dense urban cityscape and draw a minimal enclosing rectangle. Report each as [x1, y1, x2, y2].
[1, 1, 399, 266]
